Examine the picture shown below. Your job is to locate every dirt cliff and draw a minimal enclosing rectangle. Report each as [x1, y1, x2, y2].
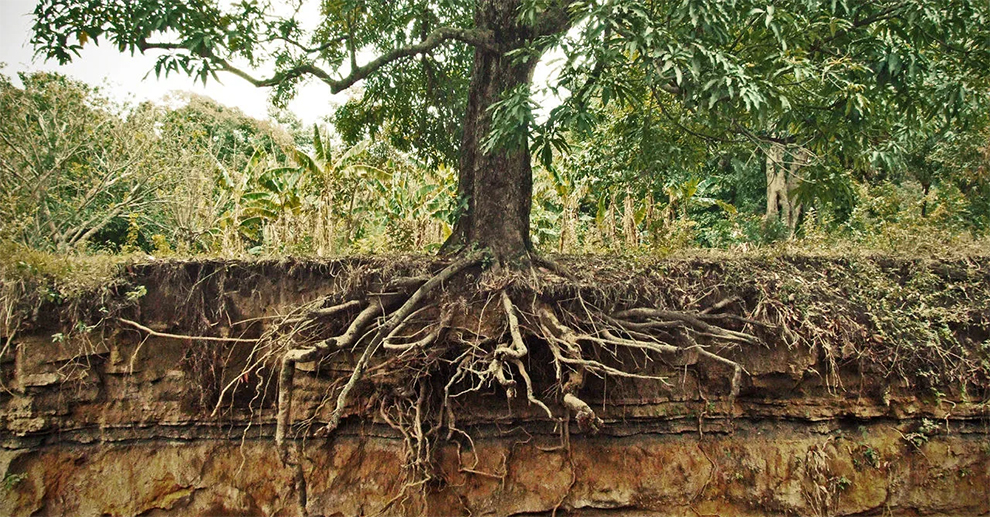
[1, 256, 988, 516]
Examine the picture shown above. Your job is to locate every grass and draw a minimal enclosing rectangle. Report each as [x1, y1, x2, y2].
[3, 230, 989, 396]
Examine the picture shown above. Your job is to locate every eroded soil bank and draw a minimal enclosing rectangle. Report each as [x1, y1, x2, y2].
[1, 255, 988, 516]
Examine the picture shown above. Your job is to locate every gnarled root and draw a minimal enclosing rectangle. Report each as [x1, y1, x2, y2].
[224, 255, 763, 514]
[562, 369, 602, 433]
[536, 297, 756, 430]
[492, 291, 552, 418]
[538, 306, 663, 434]
[268, 253, 480, 514]
[322, 252, 482, 434]
[277, 253, 482, 444]
[275, 299, 394, 451]
[609, 305, 754, 397]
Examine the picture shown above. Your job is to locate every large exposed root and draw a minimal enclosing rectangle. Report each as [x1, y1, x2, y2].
[204, 254, 761, 513]
[274, 298, 394, 450]
[276, 252, 483, 449]
[324, 252, 481, 433]
[561, 369, 601, 433]
[495, 291, 552, 418]
[607, 306, 752, 396]
[265, 253, 480, 514]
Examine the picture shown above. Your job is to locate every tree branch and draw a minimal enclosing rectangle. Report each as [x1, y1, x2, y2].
[147, 27, 493, 94]
[807, 2, 909, 56]
[534, 0, 573, 39]
[265, 34, 348, 55]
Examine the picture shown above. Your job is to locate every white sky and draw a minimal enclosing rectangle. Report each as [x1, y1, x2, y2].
[0, 0, 342, 124]
[0, 0, 561, 127]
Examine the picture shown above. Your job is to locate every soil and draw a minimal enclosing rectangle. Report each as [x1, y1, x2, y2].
[1, 254, 988, 516]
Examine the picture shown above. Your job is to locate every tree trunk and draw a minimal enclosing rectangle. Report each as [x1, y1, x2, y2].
[442, 0, 539, 260]
[765, 143, 808, 236]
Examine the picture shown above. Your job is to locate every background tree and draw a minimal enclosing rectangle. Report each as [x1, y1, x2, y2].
[0, 71, 165, 251]
[152, 93, 299, 252]
[31, 0, 565, 259]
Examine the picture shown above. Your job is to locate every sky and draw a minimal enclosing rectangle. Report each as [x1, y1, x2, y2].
[0, 0, 561, 127]
[0, 0, 342, 124]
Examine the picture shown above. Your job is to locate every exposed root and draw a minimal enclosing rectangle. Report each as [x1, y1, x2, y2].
[539, 306, 672, 383]
[275, 295, 403, 449]
[118, 317, 259, 343]
[384, 309, 452, 351]
[496, 291, 527, 360]
[612, 308, 759, 345]
[495, 291, 552, 418]
[608, 306, 754, 397]
[266, 253, 482, 514]
[282, 299, 362, 324]
[213, 253, 765, 512]
[322, 252, 482, 435]
[561, 369, 602, 433]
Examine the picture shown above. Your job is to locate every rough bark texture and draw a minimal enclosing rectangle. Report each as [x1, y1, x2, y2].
[444, 0, 539, 258]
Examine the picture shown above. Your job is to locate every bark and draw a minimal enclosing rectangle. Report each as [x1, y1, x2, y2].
[765, 143, 808, 236]
[442, 0, 560, 260]
[623, 188, 637, 247]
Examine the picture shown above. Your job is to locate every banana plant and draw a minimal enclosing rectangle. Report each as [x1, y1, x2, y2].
[664, 177, 725, 221]
[365, 159, 458, 249]
[538, 161, 586, 252]
[213, 148, 268, 246]
[286, 125, 393, 245]
[243, 166, 308, 221]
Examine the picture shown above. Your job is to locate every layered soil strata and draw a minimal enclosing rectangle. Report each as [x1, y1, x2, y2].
[1, 256, 987, 516]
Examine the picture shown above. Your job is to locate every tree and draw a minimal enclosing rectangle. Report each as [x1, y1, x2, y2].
[32, 0, 556, 259]
[153, 93, 300, 252]
[0, 71, 165, 251]
[280, 125, 455, 253]
[32, 0, 990, 258]
[30, 2, 990, 512]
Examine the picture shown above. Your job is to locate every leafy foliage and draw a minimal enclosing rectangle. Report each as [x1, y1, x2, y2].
[0, 72, 167, 251]
[14, 1, 990, 257]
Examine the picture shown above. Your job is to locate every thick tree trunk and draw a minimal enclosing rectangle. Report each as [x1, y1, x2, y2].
[442, 0, 539, 260]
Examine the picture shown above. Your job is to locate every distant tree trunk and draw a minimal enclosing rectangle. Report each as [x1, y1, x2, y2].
[765, 143, 808, 236]
[559, 190, 578, 253]
[623, 188, 637, 248]
[442, 0, 549, 260]
[604, 190, 618, 245]
[921, 181, 932, 218]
